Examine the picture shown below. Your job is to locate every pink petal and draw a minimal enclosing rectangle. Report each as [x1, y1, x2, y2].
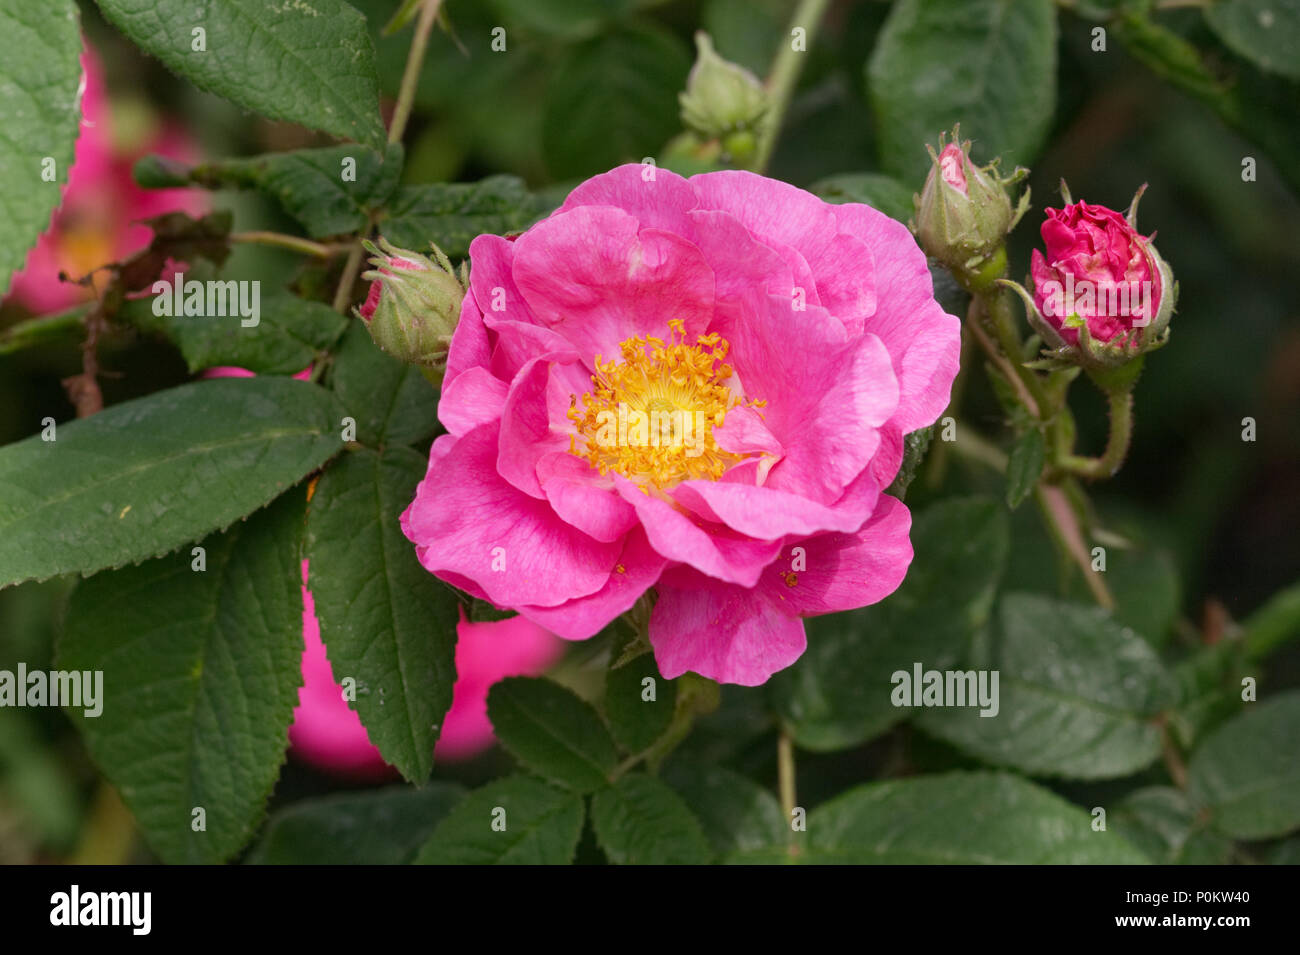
[511, 205, 715, 365]
[650, 574, 807, 685]
[613, 474, 781, 586]
[537, 451, 639, 543]
[439, 366, 508, 436]
[833, 201, 961, 434]
[559, 162, 700, 236]
[515, 527, 667, 640]
[759, 494, 913, 616]
[402, 424, 621, 608]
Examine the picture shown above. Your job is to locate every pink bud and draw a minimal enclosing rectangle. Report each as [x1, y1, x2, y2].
[1029, 197, 1172, 353]
[938, 143, 968, 195]
[358, 255, 422, 322]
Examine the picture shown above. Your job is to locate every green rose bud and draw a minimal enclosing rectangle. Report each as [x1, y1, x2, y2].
[357, 237, 465, 379]
[678, 32, 769, 141]
[913, 126, 1029, 290]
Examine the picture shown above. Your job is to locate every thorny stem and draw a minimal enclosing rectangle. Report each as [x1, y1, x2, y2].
[388, 0, 444, 146]
[966, 297, 1041, 418]
[981, 288, 1050, 416]
[753, 0, 831, 174]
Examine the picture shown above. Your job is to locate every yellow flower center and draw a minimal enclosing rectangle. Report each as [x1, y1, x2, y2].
[567, 319, 765, 490]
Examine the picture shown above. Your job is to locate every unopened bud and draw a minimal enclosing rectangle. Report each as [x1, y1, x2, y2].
[357, 237, 465, 376]
[913, 126, 1029, 290]
[678, 32, 768, 141]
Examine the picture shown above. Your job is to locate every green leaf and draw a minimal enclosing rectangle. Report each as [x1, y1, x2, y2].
[245, 783, 465, 864]
[1168, 638, 1248, 749]
[180, 144, 404, 239]
[917, 593, 1175, 780]
[1189, 690, 1300, 839]
[96, 0, 386, 149]
[1204, 0, 1300, 80]
[0, 0, 81, 295]
[768, 496, 1009, 751]
[328, 322, 439, 447]
[122, 287, 348, 376]
[487, 677, 619, 793]
[1005, 428, 1045, 510]
[304, 445, 458, 782]
[590, 773, 712, 864]
[811, 172, 916, 224]
[798, 771, 1147, 863]
[885, 426, 934, 501]
[381, 175, 554, 260]
[867, 0, 1058, 185]
[662, 761, 785, 860]
[57, 490, 307, 864]
[604, 649, 677, 754]
[542, 22, 691, 180]
[413, 775, 585, 864]
[1109, 787, 1234, 865]
[0, 378, 344, 588]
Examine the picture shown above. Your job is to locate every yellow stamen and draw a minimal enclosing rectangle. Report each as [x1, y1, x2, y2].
[567, 319, 766, 490]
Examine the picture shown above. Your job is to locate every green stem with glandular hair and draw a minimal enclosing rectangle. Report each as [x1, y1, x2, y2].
[752, 0, 832, 174]
[1059, 385, 1134, 480]
[388, 0, 443, 146]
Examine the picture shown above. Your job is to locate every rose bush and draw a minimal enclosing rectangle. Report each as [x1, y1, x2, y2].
[401, 164, 960, 685]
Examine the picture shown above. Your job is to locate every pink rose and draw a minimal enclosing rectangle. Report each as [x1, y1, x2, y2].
[401, 164, 960, 686]
[4, 44, 207, 314]
[1029, 199, 1166, 346]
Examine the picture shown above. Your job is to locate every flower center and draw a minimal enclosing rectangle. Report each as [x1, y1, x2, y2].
[567, 319, 765, 490]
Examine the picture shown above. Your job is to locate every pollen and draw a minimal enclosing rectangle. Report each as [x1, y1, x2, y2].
[567, 319, 766, 490]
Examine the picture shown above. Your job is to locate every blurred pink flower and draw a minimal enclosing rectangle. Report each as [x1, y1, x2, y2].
[290, 563, 565, 775]
[4, 44, 207, 314]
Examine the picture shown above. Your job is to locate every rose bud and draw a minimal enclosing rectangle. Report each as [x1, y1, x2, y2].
[357, 237, 466, 377]
[1010, 183, 1175, 371]
[678, 31, 768, 155]
[913, 126, 1029, 290]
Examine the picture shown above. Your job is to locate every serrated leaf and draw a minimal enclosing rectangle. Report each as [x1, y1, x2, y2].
[796, 771, 1147, 863]
[542, 22, 691, 180]
[1189, 690, 1300, 839]
[245, 783, 465, 864]
[57, 490, 307, 864]
[184, 144, 403, 239]
[604, 649, 676, 754]
[662, 761, 784, 859]
[867, 0, 1057, 185]
[0, 378, 344, 588]
[122, 284, 348, 376]
[0, 0, 82, 295]
[1204, 0, 1300, 80]
[413, 775, 585, 864]
[304, 445, 458, 782]
[590, 773, 712, 864]
[328, 322, 439, 447]
[96, 0, 386, 149]
[917, 593, 1175, 780]
[1109, 787, 1234, 865]
[380, 175, 554, 260]
[811, 172, 916, 224]
[768, 496, 1009, 751]
[487, 676, 618, 792]
[1005, 428, 1045, 509]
